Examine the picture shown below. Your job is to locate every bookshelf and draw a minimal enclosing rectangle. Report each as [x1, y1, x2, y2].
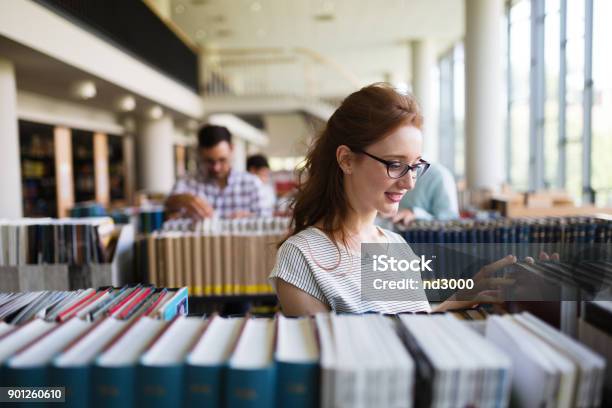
[19, 121, 58, 218]
[72, 129, 96, 204]
[108, 134, 126, 203]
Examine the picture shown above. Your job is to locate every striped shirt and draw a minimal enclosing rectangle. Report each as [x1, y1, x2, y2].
[270, 226, 431, 314]
[170, 170, 270, 218]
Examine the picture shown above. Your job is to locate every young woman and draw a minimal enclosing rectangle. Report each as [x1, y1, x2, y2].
[269, 83, 518, 316]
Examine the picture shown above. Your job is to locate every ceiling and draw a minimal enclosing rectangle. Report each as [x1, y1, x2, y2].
[170, 0, 465, 96]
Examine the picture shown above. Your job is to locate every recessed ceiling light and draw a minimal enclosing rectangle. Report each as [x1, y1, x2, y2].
[148, 105, 164, 120]
[175, 4, 185, 14]
[70, 80, 97, 100]
[116, 95, 136, 112]
[250, 2, 262, 12]
[257, 28, 266, 37]
[196, 29, 207, 39]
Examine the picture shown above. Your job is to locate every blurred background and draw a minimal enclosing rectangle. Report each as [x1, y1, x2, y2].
[0, 0, 610, 220]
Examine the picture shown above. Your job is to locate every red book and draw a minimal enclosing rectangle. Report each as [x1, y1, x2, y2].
[117, 287, 153, 320]
[57, 290, 98, 322]
[107, 287, 143, 316]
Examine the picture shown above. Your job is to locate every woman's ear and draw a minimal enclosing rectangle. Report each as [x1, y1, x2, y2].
[336, 145, 353, 174]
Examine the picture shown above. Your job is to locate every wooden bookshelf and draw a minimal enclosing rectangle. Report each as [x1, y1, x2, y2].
[93, 132, 110, 207]
[72, 129, 96, 205]
[19, 121, 58, 217]
[19, 120, 133, 216]
[54, 126, 75, 218]
[108, 134, 126, 203]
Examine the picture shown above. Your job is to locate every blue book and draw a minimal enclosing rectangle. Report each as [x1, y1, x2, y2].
[158, 287, 189, 320]
[136, 316, 205, 408]
[0, 319, 56, 385]
[92, 317, 167, 408]
[4, 318, 91, 388]
[225, 318, 276, 408]
[51, 317, 128, 408]
[185, 315, 245, 408]
[275, 315, 319, 408]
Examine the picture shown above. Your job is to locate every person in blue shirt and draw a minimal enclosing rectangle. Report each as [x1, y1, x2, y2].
[391, 162, 459, 225]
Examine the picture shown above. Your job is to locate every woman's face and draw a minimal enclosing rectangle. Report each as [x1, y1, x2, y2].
[346, 124, 424, 217]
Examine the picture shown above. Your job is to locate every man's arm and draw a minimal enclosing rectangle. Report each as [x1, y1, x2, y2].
[165, 193, 213, 219]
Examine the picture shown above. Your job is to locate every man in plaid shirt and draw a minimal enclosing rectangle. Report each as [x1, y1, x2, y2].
[166, 125, 269, 219]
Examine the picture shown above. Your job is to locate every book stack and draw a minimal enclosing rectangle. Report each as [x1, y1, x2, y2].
[513, 261, 612, 299]
[0, 218, 115, 266]
[0, 286, 187, 404]
[0, 308, 606, 407]
[0, 285, 187, 325]
[579, 301, 612, 403]
[135, 217, 290, 296]
[0, 218, 134, 291]
[398, 216, 612, 246]
[488, 313, 606, 407]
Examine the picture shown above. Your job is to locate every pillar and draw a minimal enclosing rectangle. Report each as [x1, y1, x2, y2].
[0, 59, 23, 218]
[136, 116, 175, 193]
[465, 0, 505, 190]
[411, 39, 438, 162]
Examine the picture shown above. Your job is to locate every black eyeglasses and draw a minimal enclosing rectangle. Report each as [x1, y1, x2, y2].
[356, 150, 430, 179]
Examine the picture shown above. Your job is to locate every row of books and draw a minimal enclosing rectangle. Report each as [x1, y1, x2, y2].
[161, 216, 291, 234]
[0, 218, 116, 266]
[580, 301, 612, 402]
[513, 261, 612, 300]
[135, 218, 290, 296]
[0, 285, 187, 325]
[0, 310, 607, 407]
[397, 216, 612, 245]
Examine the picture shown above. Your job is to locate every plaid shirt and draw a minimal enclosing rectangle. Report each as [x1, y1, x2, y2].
[170, 170, 269, 218]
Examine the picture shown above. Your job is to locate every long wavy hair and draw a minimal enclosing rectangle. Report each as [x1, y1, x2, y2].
[282, 83, 423, 247]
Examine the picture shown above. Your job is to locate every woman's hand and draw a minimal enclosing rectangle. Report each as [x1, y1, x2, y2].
[433, 251, 560, 312]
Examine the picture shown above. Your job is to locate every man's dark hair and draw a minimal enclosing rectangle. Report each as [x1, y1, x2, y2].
[198, 125, 232, 148]
[247, 154, 269, 170]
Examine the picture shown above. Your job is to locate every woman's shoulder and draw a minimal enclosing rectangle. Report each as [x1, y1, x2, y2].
[283, 226, 335, 248]
[379, 227, 407, 244]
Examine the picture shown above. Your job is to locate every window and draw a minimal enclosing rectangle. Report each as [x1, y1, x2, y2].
[543, 0, 561, 188]
[591, 0, 612, 206]
[564, 0, 586, 203]
[437, 43, 465, 180]
[505, 0, 609, 206]
[508, 0, 531, 190]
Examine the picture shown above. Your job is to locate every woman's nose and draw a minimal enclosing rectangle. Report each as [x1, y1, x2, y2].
[396, 171, 416, 190]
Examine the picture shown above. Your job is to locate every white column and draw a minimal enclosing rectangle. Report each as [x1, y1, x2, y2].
[464, 0, 505, 190]
[0, 59, 23, 218]
[136, 116, 175, 193]
[232, 138, 247, 172]
[411, 39, 438, 162]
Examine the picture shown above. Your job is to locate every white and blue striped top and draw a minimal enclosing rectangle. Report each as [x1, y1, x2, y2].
[269, 226, 431, 314]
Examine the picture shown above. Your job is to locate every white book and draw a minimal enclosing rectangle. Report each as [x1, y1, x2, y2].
[400, 315, 460, 408]
[188, 316, 244, 366]
[315, 313, 336, 408]
[54, 318, 128, 367]
[141, 316, 205, 366]
[8, 318, 91, 368]
[228, 317, 275, 370]
[97, 317, 166, 367]
[0, 319, 57, 364]
[276, 314, 319, 364]
[486, 316, 560, 408]
[516, 312, 605, 407]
